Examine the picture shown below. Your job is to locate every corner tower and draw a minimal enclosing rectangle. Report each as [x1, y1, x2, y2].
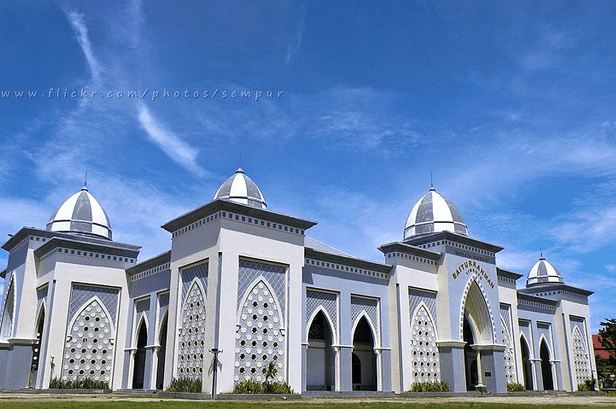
[380, 186, 505, 394]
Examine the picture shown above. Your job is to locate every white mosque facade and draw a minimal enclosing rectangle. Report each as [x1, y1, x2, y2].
[0, 169, 597, 393]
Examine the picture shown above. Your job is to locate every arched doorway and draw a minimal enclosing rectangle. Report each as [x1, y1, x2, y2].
[156, 314, 168, 390]
[306, 310, 335, 390]
[463, 318, 478, 391]
[132, 320, 148, 389]
[352, 316, 376, 391]
[540, 340, 553, 390]
[29, 307, 45, 388]
[520, 336, 533, 390]
[461, 280, 494, 391]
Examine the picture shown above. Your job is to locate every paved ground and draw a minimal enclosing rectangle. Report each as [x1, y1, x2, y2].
[1, 393, 616, 406]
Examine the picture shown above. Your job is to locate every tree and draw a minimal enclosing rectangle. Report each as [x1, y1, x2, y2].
[599, 318, 616, 360]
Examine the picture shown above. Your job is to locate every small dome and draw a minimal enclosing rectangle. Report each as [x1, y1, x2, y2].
[214, 168, 267, 209]
[526, 257, 564, 287]
[46, 186, 112, 240]
[404, 187, 468, 239]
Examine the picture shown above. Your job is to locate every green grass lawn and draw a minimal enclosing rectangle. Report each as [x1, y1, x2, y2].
[0, 402, 615, 409]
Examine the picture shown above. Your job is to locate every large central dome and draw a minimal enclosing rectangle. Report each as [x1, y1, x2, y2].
[404, 187, 468, 239]
[214, 168, 267, 209]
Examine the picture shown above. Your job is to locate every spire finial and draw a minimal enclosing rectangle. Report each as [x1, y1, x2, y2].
[430, 171, 433, 188]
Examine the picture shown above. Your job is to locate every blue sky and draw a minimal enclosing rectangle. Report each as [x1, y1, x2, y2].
[1, 0, 615, 332]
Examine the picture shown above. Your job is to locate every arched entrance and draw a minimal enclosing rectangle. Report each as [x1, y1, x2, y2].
[520, 336, 533, 390]
[352, 316, 376, 391]
[156, 314, 168, 390]
[29, 307, 45, 388]
[306, 310, 335, 390]
[540, 340, 553, 390]
[463, 318, 478, 391]
[461, 280, 495, 392]
[132, 320, 147, 389]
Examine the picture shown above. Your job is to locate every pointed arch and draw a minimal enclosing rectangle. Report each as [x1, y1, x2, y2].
[351, 315, 377, 391]
[306, 306, 337, 345]
[30, 304, 46, 378]
[520, 333, 533, 390]
[132, 313, 149, 347]
[539, 337, 554, 390]
[351, 311, 378, 347]
[158, 309, 169, 343]
[571, 325, 591, 386]
[501, 317, 516, 383]
[236, 275, 285, 326]
[234, 277, 286, 385]
[409, 302, 440, 383]
[460, 278, 495, 344]
[306, 309, 336, 391]
[61, 296, 116, 384]
[176, 278, 207, 381]
[132, 316, 148, 389]
[0, 277, 15, 339]
[156, 311, 169, 390]
[66, 295, 116, 336]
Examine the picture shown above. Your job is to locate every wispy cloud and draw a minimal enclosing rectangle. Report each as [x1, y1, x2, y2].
[137, 103, 206, 178]
[66, 11, 102, 83]
[286, 4, 306, 66]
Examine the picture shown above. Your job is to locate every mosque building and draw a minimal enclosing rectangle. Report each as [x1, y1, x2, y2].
[0, 169, 596, 393]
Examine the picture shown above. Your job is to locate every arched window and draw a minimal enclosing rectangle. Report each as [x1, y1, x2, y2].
[177, 281, 206, 380]
[234, 279, 285, 384]
[0, 281, 15, 339]
[62, 298, 115, 384]
[410, 305, 440, 383]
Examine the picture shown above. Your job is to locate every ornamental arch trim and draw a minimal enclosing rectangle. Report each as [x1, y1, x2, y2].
[176, 278, 207, 380]
[519, 332, 534, 358]
[459, 277, 496, 344]
[409, 301, 440, 383]
[351, 311, 379, 348]
[33, 302, 47, 337]
[133, 314, 149, 347]
[305, 306, 338, 345]
[538, 333, 553, 357]
[0, 275, 16, 339]
[61, 296, 116, 383]
[236, 276, 285, 326]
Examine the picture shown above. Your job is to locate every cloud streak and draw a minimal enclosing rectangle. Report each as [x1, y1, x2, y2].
[137, 102, 206, 178]
[66, 11, 102, 84]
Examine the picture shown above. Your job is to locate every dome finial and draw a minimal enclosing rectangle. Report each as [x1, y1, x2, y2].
[83, 170, 88, 190]
[430, 171, 433, 189]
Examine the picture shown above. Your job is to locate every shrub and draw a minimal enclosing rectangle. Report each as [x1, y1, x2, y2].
[409, 380, 450, 392]
[233, 379, 294, 394]
[167, 377, 202, 393]
[48, 377, 109, 390]
[507, 382, 526, 392]
[578, 378, 596, 391]
[233, 379, 264, 394]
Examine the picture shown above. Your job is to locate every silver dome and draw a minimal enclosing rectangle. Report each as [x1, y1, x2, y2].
[214, 168, 267, 209]
[526, 257, 564, 287]
[46, 186, 113, 240]
[404, 187, 468, 239]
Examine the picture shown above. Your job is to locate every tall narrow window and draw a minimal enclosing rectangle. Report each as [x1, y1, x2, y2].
[410, 305, 440, 383]
[176, 282, 206, 380]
